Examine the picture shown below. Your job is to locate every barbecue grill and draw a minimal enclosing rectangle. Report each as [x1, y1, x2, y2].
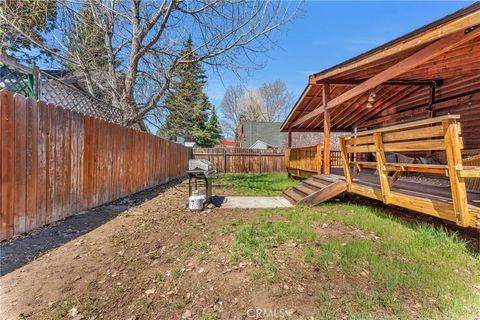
[186, 159, 216, 205]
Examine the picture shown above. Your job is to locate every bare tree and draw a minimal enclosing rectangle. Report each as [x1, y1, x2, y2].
[0, 0, 300, 128]
[218, 84, 246, 136]
[220, 80, 292, 138]
[257, 80, 292, 122]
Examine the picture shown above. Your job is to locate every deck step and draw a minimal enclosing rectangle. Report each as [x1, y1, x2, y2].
[293, 184, 317, 195]
[312, 174, 344, 183]
[303, 179, 325, 190]
[282, 175, 347, 206]
[310, 176, 331, 187]
[283, 189, 304, 203]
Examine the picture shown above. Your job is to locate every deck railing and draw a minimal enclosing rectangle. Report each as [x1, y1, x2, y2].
[339, 115, 480, 229]
[285, 144, 323, 177]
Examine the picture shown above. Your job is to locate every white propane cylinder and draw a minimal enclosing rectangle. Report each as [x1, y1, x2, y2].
[189, 190, 206, 211]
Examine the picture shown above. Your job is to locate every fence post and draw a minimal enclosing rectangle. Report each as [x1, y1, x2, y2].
[259, 151, 262, 173]
[33, 66, 40, 99]
[224, 148, 227, 173]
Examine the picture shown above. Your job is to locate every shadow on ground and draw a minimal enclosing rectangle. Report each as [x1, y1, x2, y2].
[0, 178, 184, 276]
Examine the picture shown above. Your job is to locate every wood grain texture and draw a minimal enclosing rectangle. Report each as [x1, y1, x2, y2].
[192, 148, 286, 173]
[1, 91, 14, 239]
[282, 9, 480, 134]
[0, 90, 190, 241]
[13, 94, 27, 234]
[338, 115, 479, 229]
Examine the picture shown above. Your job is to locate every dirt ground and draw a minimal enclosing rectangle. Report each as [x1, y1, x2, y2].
[0, 179, 478, 320]
[1, 180, 264, 319]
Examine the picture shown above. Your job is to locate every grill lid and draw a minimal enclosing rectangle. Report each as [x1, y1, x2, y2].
[188, 159, 214, 172]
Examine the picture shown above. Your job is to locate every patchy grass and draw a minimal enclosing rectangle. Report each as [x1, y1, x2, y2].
[231, 219, 316, 283]
[48, 300, 82, 320]
[213, 172, 298, 196]
[230, 204, 480, 319]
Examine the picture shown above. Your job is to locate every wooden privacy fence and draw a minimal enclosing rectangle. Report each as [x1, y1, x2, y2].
[192, 148, 285, 173]
[1, 90, 190, 241]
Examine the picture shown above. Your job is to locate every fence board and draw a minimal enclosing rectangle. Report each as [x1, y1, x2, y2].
[26, 98, 38, 231]
[1, 91, 14, 239]
[46, 103, 56, 224]
[13, 94, 27, 234]
[0, 90, 190, 241]
[37, 101, 47, 227]
[54, 106, 64, 220]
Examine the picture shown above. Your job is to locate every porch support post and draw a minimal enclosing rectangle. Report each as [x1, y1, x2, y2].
[287, 129, 292, 178]
[323, 84, 331, 175]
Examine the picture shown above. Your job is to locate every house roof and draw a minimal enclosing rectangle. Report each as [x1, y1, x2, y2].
[219, 140, 236, 147]
[281, 3, 480, 132]
[249, 140, 277, 149]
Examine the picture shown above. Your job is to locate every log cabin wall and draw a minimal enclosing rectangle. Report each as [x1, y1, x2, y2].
[357, 76, 480, 150]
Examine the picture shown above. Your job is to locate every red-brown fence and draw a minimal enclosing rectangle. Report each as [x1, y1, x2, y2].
[1, 90, 190, 241]
[192, 148, 344, 174]
[192, 148, 285, 173]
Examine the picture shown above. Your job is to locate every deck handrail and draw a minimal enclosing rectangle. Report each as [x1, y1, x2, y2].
[339, 115, 479, 228]
[341, 115, 460, 139]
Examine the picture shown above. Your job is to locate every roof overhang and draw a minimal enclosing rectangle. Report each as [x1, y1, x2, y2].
[281, 3, 480, 132]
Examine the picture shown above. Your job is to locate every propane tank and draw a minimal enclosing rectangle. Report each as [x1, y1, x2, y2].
[189, 190, 206, 211]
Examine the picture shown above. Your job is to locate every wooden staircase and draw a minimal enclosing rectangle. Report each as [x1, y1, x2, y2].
[283, 174, 347, 206]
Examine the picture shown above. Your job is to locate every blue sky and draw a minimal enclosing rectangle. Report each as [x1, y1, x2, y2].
[206, 1, 475, 112]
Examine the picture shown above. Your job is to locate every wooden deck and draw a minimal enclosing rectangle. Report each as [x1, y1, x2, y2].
[338, 116, 480, 229]
[284, 116, 480, 230]
[332, 168, 480, 224]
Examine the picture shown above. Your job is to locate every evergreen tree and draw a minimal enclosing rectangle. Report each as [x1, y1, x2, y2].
[161, 36, 214, 146]
[206, 106, 222, 145]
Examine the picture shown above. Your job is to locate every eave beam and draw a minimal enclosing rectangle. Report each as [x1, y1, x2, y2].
[310, 78, 443, 87]
[292, 27, 480, 129]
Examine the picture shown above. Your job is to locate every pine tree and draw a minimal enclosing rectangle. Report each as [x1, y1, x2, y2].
[160, 36, 214, 146]
[206, 106, 222, 146]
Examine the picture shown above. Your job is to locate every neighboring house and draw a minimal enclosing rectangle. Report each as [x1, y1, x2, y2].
[0, 55, 124, 124]
[218, 140, 236, 148]
[236, 120, 346, 150]
[237, 121, 287, 149]
[249, 140, 278, 150]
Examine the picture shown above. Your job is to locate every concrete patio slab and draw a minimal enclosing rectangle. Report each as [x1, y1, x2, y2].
[215, 196, 293, 209]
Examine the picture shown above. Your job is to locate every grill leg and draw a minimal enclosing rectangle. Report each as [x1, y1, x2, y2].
[188, 177, 192, 196]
